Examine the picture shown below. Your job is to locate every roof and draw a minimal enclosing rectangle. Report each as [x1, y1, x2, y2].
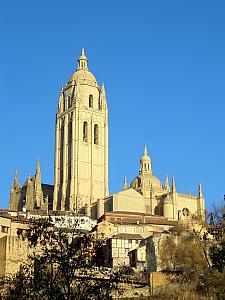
[68, 69, 97, 85]
[98, 211, 178, 226]
[111, 233, 144, 240]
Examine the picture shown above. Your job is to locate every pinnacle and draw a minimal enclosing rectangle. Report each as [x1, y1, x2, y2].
[144, 144, 148, 155]
[123, 176, 128, 190]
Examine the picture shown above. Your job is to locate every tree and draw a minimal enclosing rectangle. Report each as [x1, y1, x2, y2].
[0, 219, 121, 300]
[160, 231, 209, 285]
[199, 203, 225, 298]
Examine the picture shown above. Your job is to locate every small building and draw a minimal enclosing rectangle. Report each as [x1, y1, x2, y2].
[128, 232, 172, 273]
[92, 211, 177, 240]
[105, 233, 144, 268]
[129, 241, 147, 271]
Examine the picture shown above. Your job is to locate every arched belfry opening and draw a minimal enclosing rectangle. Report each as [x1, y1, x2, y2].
[94, 124, 99, 145]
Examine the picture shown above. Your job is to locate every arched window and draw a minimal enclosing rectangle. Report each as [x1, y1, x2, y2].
[83, 121, 88, 142]
[94, 124, 99, 145]
[89, 95, 93, 108]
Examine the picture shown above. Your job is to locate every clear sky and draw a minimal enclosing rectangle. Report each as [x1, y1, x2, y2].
[0, 1, 225, 210]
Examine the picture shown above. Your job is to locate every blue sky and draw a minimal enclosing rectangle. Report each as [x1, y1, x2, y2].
[0, 1, 225, 210]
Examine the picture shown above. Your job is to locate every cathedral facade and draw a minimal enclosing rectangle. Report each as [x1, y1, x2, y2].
[8, 49, 205, 222]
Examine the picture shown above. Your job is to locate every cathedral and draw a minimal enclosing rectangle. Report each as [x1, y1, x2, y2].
[9, 49, 205, 222]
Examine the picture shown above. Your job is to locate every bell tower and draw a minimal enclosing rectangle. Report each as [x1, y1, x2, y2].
[53, 49, 108, 215]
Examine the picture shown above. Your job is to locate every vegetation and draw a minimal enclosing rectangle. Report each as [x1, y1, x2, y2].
[2, 205, 225, 299]
[158, 207, 225, 299]
[0, 220, 122, 300]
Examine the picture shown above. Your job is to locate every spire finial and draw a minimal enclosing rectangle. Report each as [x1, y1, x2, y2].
[144, 144, 148, 155]
[82, 47, 85, 55]
[123, 176, 128, 190]
[172, 177, 176, 193]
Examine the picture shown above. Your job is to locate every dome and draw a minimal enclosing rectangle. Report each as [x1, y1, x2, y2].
[68, 69, 97, 84]
[68, 48, 98, 85]
[131, 173, 162, 190]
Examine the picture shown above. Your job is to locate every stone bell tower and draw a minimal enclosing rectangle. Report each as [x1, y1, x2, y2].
[53, 49, 108, 214]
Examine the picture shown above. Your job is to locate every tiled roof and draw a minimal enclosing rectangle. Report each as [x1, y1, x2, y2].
[98, 211, 178, 226]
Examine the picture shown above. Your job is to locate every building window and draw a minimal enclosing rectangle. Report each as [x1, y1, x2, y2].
[89, 95, 93, 108]
[68, 164, 71, 181]
[98, 97, 101, 110]
[68, 95, 72, 108]
[178, 210, 181, 220]
[1, 226, 9, 233]
[94, 124, 99, 145]
[182, 208, 190, 217]
[83, 121, 88, 142]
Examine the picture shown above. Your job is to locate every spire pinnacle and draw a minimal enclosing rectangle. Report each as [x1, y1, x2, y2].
[101, 82, 105, 93]
[14, 169, 18, 186]
[144, 144, 148, 155]
[198, 183, 203, 198]
[172, 177, 176, 193]
[123, 176, 128, 190]
[36, 158, 41, 179]
[81, 47, 85, 55]
[164, 174, 170, 192]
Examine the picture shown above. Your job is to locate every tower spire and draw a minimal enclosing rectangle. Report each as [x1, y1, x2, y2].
[77, 48, 88, 70]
